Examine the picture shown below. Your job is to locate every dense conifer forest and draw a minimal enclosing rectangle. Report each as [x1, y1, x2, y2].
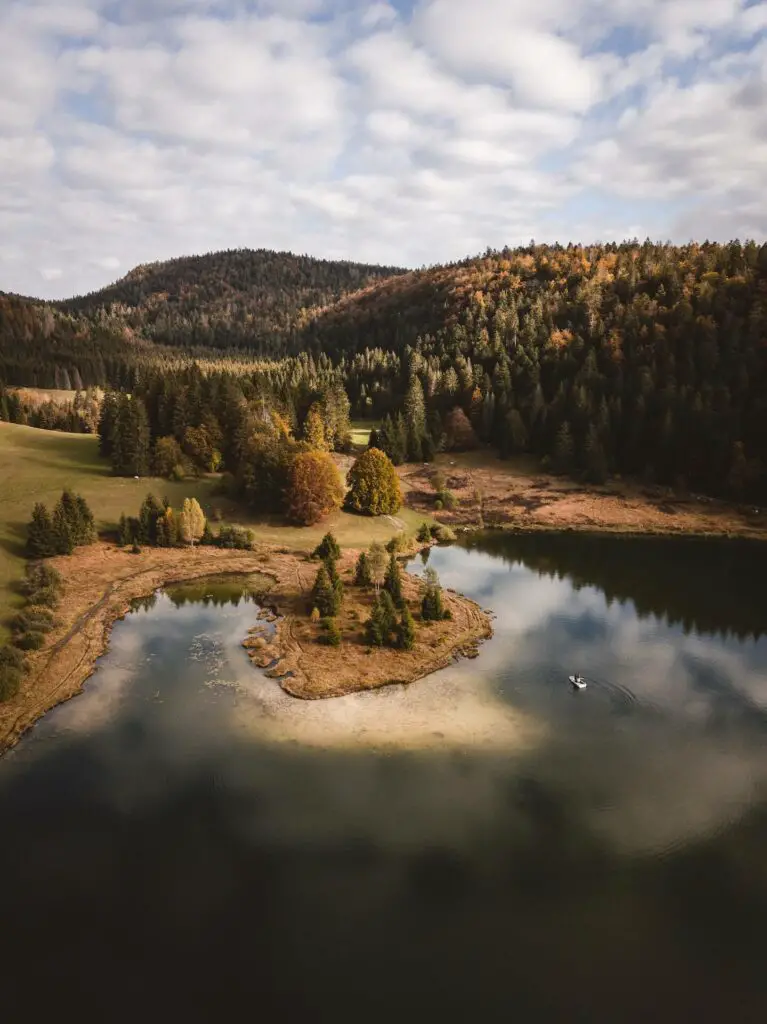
[2, 240, 767, 500]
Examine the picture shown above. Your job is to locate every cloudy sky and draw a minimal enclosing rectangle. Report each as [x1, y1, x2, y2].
[2, 0, 767, 298]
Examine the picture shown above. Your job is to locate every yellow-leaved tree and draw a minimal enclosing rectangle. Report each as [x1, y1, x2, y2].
[179, 497, 206, 547]
[346, 448, 402, 516]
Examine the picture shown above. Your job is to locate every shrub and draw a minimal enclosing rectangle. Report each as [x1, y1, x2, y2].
[16, 630, 45, 651]
[215, 526, 254, 549]
[29, 586, 60, 609]
[432, 524, 457, 543]
[385, 533, 406, 554]
[0, 663, 22, 702]
[434, 499, 443, 511]
[318, 617, 341, 646]
[21, 563, 62, 597]
[0, 646, 26, 671]
[345, 448, 403, 516]
[435, 489, 457, 510]
[416, 523, 432, 543]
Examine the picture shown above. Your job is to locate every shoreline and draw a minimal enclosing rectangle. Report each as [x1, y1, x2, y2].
[0, 541, 492, 755]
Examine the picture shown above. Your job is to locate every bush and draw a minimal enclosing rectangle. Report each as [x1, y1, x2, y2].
[434, 499, 443, 511]
[0, 646, 26, 671]
[416, 523, 432, 543]
[16, 630, 46, 651]
[21, 563, 62, 597]
[318, 617, 341, 646]
[0, 663, 22, 702]
[385, 533, 406, 554]
[28, 586, 60, 608]
[432, 524, 457, 543]
[11, 609, 55, 635]
[435, 489, 457, 510]
[215, 526, 254, 550]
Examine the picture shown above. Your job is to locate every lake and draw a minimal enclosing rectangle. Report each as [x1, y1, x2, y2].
[2, 537, 767, 1021]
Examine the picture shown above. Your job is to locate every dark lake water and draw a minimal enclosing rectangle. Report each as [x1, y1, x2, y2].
[2, 538, 767, 1021]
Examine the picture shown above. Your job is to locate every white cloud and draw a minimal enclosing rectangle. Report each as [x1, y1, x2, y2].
[0, 0, 765, 297]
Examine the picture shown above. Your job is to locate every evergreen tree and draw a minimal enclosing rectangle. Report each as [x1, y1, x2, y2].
[118, 513, 132, 546]
[417, 522, 432, 543]
[311, 563, 339, 617]
[303, 402, 328, 451]
[313, 532, 341, 561]
[553, 421, 574, 475]
[354, 551, 372, 587]
[98, 390, 117, 457]
[365, 590, 397, 647]
[51, 502, 74, 555]
[404, 374, 426, 460]
[318, 617, 341, 646]
[421, 567, 449, 621]
[368, 541, 387, 592]
[384, 552, 404, 606]
[396, 605, 416, 650]
[139, 494, 163, 545]
[27, 503, 56, 558]
[346, 448, 403, 515]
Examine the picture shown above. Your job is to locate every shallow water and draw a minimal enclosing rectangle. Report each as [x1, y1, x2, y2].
[2, 539, 767, 1020]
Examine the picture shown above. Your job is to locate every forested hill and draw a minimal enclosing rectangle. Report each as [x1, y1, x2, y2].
[54, 248, 408, 352]
[3, 239, 767, 500]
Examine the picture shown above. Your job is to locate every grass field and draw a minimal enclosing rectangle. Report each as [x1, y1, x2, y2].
[0, 421, 430, 640]
[350, 419, 377, 450]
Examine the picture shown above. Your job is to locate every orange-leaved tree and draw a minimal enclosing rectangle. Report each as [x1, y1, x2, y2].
[286, 451, 344, 525]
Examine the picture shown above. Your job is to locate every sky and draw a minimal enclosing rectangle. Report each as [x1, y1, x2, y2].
[2, 0, 767, 299]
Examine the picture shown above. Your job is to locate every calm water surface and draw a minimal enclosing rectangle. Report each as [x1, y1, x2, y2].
[2, 541, 767, 1021]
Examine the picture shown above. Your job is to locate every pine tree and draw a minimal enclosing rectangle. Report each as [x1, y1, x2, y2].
[139, 494, 163, 545]
[553, 421, 574, 475]
[396, 606, 416, 650]
[384, 553, 404, 606]
[404, 374, 426, 460]
[417, 522, 431, 543]
[51, 502, 74, 556]
[118, 513, 132, 546]
[365, 590, 397, 647]
[74, 494, 96, 545]
[27, 503, 56, 558]
[354, 551, 372, 587]
[311, 563, 337, 618]
[313, 532, 341, 561]
[318, 617, 341, 646]
[421, 567, 448, 621]
[98, 390, 117, 457]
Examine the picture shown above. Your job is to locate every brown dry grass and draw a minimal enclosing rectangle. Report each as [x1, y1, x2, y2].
[0, 542, 491, 754]
[398, 451, 767, 540]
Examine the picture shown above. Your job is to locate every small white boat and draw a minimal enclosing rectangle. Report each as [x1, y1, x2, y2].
[569, 674, 587, 690]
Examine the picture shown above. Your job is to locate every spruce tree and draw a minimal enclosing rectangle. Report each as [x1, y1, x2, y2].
[365, 590, 397, 647]
[354, 551, 372, 587]
[384, 552, 404, 606]
[27, 503, 56, 558]
[313, 532, 341, 561]
[51, 502, 74, 555]
[118, 513, 132, 547]
[311, 564, 336, 618]
[396, 606, 416, 650]
[421, 567, 448, 622]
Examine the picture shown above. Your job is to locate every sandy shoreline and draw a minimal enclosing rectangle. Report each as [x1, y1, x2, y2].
[0, 542, 492, 755]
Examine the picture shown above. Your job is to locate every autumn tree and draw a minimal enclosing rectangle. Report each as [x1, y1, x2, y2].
[346, 448, 402, 515]
[368, 541, 387, 592]
[153, 436, 185, 478]
[303, 402, 328, 451]
[286, 451, 343, 525]
[179, 497, 206, 547]
[445, 407, 477, 451]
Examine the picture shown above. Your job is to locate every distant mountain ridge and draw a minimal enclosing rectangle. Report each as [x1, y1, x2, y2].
[49, 248, 409, 353]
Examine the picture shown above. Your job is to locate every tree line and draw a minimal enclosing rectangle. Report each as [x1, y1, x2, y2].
[4, 240, 767, 499]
